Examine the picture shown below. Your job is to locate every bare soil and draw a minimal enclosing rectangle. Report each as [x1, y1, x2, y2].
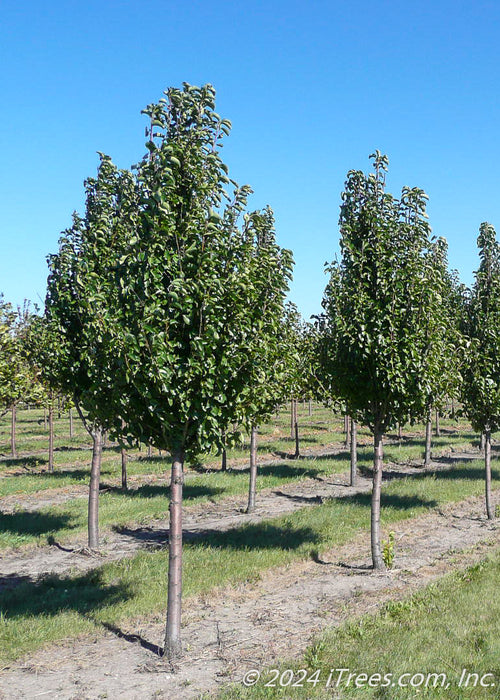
[0, 449, 479, 591]
[0, 494, 498, 700]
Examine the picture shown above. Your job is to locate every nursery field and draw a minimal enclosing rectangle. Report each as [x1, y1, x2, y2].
[0, 405, 499, 699]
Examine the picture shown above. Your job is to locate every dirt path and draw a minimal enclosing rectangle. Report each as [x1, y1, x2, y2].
[0, 451, 486, 592]
[0, 494, 497, 700]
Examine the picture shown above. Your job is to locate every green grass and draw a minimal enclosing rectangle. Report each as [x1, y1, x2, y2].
[0, 406, 496, 550]
[0, 461, 498, 665]
[218, 550, 500, 699]
[0, 457, 345, 549]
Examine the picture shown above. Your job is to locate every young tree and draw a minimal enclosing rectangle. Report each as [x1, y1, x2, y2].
[231, 239, 295, 513]
[417, 238, 458, 467]
[461, 222, 500, 519]
[45, 155, 137, 548]
[0, 300, 37, 457]
[102, 84, 293, 660]
[320, 152, 450, 569]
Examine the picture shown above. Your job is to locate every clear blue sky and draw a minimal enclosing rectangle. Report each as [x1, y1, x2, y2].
[1, 0, 499, 319]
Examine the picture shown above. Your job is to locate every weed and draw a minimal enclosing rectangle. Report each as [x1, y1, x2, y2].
[382, 531, 395, 569]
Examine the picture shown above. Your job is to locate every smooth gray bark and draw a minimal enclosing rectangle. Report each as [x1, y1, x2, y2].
[10, 405, 16, 458]
[164, 449, 184, 660]
[344, 414, 350, 449]
[371, 430, 384, 570]
[48, 404, 54, 473]
[88, 428, 103, 549]
[424, 406, 432, 466]
[121, 447, 128, 490]
[246, 426, 258, 513]
[479, 432, 485, 453]
[485, 430, 494, 520]
[350, 418, 357, 486]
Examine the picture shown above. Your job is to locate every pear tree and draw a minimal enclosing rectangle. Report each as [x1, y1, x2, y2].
[320, 152, 450, 569]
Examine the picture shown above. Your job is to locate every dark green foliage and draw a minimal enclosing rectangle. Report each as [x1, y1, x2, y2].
[110, 84, 293, 456]
[320, 151, 452, 432]
[461, 223, 500, 433]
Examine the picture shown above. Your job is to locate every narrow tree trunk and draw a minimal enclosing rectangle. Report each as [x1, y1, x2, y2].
[57, 395, 61, 419]
[246, 426, 258, 513]
[308, 399, 312, 417]
[48, 404, 54, 473]
[221, 447, 227, 472]
[344, 414, 350, 449]
[479, 432, 485, 453]
[451, 398, 455, 420]
[290, 399, 295, 439]
[121, 447, 128, 490]
[397, 422, 402, 440]
[485, 430, 494, 520]
[69, 408, 73, 438]
[350, 418, 357, 486]
[88, 428, 103, 549]
[294, 414, 300, 458]
[164, 449, 185, 661]
[435, 409, 440, 437]
[148, 442, 152, 458]
[424, 406, 432, 466]
[371, 429, 384, 570]
[43, 407, 47, 430]
[10, 405, 17, 458]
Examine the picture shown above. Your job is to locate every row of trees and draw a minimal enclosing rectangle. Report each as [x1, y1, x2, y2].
[42, 84, 298, 661]
[2, 85, 499, 661]
[318, 151, 500, 569]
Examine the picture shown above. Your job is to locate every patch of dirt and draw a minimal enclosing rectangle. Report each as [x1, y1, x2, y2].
[0, 495, 498, 699]
[0, 448, 492, 592]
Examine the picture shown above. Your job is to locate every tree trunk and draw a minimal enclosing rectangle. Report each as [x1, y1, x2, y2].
[294, 405, 300, 458]
[10, 405, 17, 458]
[43, 407, 47, 430]
[246, 426, 258, 513]
[424, 406, 432, 466]
[397, 422, 402, 440]
[88, 428, 103, 549]
[294, 419, 300, 458]
[435, 409, 440, 437]
[290, 399, 295, 439]
[344, 414, 350, 449]
[148, 442, 152, 458]
[350, 418, 357, 486]
[485, 430, 494, 520]
[479, 432, 485, 453]
[221, 447, 227, 472]
[308, 399, 312, 417]
[451, 398, 455, 420]
[121, 447, 128, 490]
[48, 404, 54, 473]
[371, 429, 384, 570]
[164, 449, 185, 661]
[69, 408, 73, 438]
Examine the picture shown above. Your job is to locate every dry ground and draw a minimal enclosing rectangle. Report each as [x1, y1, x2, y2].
[0, 478, 498, 698]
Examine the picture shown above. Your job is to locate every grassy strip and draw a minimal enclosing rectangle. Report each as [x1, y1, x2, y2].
[0, 457, 344, 549]
[219, 549, 500, 699]
[0, 425, 488, 550]
[0, 462, 498, 665]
